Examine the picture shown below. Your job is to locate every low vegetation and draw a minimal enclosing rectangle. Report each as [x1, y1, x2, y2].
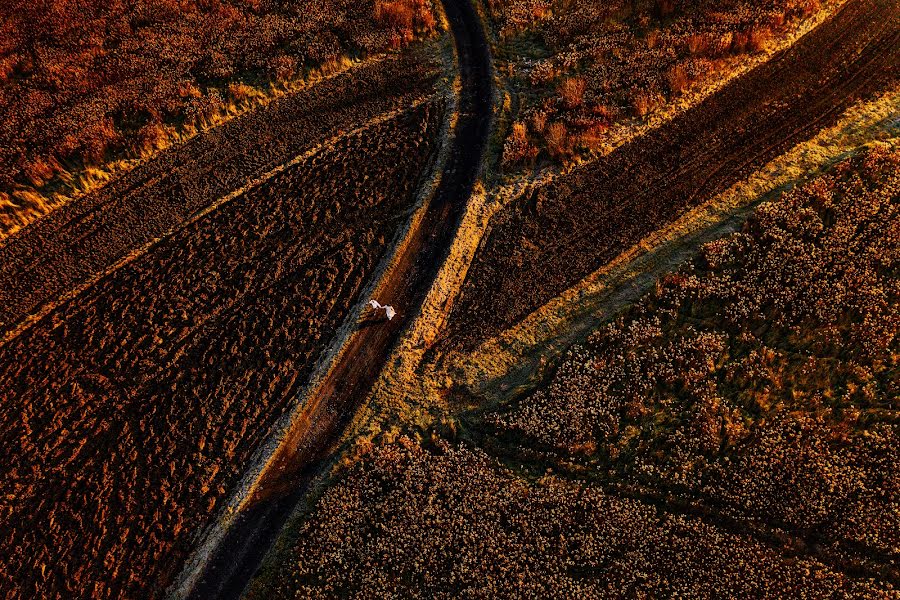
[0, 0, 438, 237]
[490, 145, 898, 461]
[0, 51, 440, 336]
[3, 0, 898, 596]
[246, 146, 899, 597]
[248, 437, 895, 598]
[483, 144, 900, 580]
[487, 0, 831, 169]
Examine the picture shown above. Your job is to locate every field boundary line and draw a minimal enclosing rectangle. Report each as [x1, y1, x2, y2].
[342, 1, 507, 437]
[0, 52, 402, 245]
[488, 0, 851, 202]
[356, 0, 853, 384]
[347, 86, 900, 432]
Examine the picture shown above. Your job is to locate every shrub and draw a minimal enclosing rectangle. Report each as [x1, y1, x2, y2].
[630, 89, 663, 117]
[0, 0, 439, 236]
[545, 122, 571, 158]
[558, 76, 586, 109]
[502, 121, 540, 166]
[492, 0, 830, 171]
[666, 63, 690, 95]
[749, 27, 773, 52]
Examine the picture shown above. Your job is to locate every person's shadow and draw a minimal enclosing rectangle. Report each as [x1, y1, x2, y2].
[356, 311, 384, 330]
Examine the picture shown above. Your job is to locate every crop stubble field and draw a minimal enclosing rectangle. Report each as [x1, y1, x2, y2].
[480, 145, 900, 587]
[0, 0, 438, 234]
[447, 0, 900, 347]
[1, 0, 899, 596]
[0, 73, 445, 598]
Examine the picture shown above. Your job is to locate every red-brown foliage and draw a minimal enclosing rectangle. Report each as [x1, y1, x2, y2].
[446, 0, 900, 346]
[246, 436, 896, 597]
[558, 76, 586, 109]
[0, 0, 438, 228]
[492, 0, 832, 169]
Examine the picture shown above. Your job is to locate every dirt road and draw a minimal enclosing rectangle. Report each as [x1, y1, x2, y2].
[447, 0, 900, 348]
[0, 101, 446, 598]
[177, 0, 494, 598]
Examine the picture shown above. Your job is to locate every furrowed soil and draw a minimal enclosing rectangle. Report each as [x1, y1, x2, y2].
[0, 51, 439, 337]
[0, 97, 444, 598]
[446, 0, 900, 348]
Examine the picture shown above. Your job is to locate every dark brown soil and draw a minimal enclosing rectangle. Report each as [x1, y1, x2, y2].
[0, 51, 439, 336]
[0, 0, 436, 203]
[0, 98, 444, 599]
[446, 0, 900, 348]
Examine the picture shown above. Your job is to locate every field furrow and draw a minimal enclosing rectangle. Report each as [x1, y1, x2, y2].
[446, 0, 900, 347]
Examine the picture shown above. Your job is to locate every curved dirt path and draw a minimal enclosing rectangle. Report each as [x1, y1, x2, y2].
[176, 0, 494, 598]
[446, 0, 900, 348]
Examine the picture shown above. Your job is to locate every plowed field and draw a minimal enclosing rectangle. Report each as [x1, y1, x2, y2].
[0, 98, 444, 598]
[0, 52, 439, 336]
